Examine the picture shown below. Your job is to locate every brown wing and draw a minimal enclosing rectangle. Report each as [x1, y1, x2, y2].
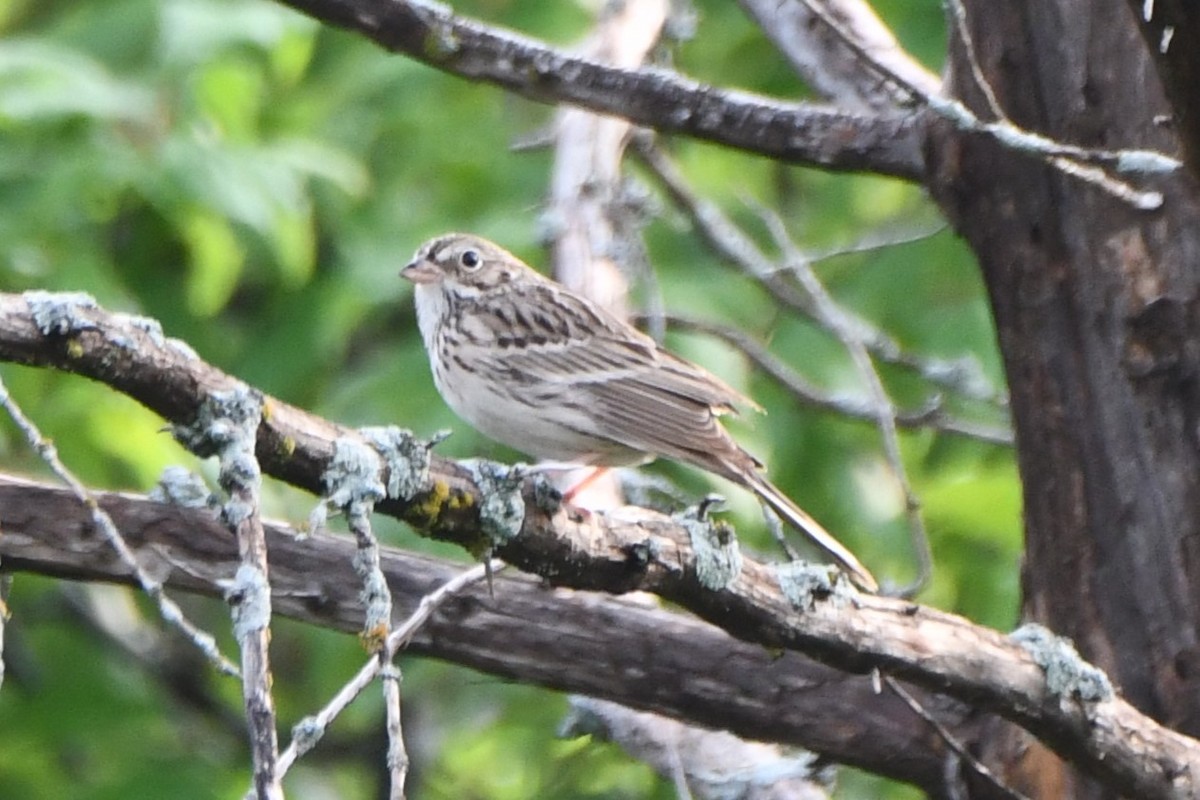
[581, 369, 764, 475]
[456, 282, 761, 472]
[457, 283, 752, 402]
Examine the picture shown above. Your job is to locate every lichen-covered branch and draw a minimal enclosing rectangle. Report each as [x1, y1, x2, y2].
[177, 389, 281, 799]
[0, 292, 1197, 797]
[0, 475, 952, 791]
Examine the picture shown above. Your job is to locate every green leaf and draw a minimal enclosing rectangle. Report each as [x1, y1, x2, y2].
[158, 0, 315, 66]
[193, 58, 264, 141]
[269, 204, 315, 287]
[0, 39, 154, 123]
[180, 207, 245, 315]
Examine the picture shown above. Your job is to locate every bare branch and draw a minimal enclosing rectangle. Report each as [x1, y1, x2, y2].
[883, 675, 1029, 800]
[941, 0, 1004, 120]
[541, 0, 666, 512]
[631, 137, 1008, 409]
[561, 697, 831, 799]
[277, 561, 493, 778]
[0, 294, 1198, 796]
[737, 0, 940, 112]
[0, 369, 239, 677]
[4, 469, 1199, 796]
[0, 474, 954, 791]
[270, 0, 924, 179]
[546, 0, 666, 315]
[758, 208, 932, 594]
[657, 314, 1012, 446]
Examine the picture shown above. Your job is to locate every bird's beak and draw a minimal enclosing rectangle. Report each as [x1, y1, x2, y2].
[400, 259, 441, 285]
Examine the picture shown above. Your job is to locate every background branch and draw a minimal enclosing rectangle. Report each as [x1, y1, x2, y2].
[271, 0, 925, 179]
[657, 313, 1012, 446]
[736, 0, 940, 111]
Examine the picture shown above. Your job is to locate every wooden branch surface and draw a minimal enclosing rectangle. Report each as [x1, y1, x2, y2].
[0, 475, 956, 792]
[1125, 0, 1200, 175]
[735, 0, 940, 112]
[0, 293, 1196, 797]
[270, 0, 924, 179]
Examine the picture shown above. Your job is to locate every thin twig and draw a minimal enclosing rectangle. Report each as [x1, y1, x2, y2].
[277, 561, 499, 776]
[346, 504, 406, 797]
[200, 390, 282, 800]
[656, 313, 1012, 446]
[631, 135, 1006, 407]
[382, 662, 406, 799]
[884, 675, 1031, 800]
[737, 0, 939, 112]
[793, 217, 949, 266]
[758, 209, 932, 595]
[941, 0, 1005, 120]
[0, 373, 239, 676]
[762, 505, 802, 562]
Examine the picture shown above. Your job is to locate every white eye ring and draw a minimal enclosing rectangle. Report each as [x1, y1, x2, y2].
[459, 249, 482, 270]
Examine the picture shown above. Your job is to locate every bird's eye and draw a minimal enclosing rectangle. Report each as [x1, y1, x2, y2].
[459, 249, 481, 270]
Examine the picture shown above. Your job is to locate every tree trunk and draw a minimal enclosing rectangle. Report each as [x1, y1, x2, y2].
[929, 1, 1200, 795]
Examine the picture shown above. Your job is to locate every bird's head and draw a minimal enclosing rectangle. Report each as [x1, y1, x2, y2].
[401, 233, 539, 295]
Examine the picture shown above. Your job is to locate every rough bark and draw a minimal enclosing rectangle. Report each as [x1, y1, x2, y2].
[2, 296, 1198, 796]
[928, 0, 1200, 796]
[5, 0, 1200, 795]
[0, 476, 975, 795]
[271, 0, 924, 178]
[1125, 0, 1200, 174]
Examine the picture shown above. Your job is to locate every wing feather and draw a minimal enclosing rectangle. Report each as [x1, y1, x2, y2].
[454, 281, 762, 471]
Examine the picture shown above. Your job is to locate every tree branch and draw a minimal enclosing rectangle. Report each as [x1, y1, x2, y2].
[0, 475, 961, 794]
[0, 292, 1197, 797]
[736, 0, 940, 112]
[657, 313, 1013, 446]
[270, 0, 924, 179]
[1126, 0, 1200, 175]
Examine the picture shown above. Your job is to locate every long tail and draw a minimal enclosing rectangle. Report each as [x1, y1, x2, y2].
[743, 471, 879, 592]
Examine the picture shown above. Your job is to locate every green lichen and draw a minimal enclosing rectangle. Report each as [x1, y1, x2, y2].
[463, 459, 525, 547]
[421, 20, 460, 59]
[677, 498, 741, 590]
[1011, 624, 1113, 702]
[774, 561, 852, 610]
[447, 488, 474, 511]
[408, 479, 452, 526]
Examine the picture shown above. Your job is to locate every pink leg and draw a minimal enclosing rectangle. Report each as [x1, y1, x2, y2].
[560, 467, 610, 504]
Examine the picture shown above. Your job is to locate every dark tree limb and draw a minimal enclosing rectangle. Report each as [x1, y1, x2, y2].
[269, 0, 925, 179]
[0, 475, 1092, 799]
[0, 294, 1198, 796]
[1125, 0, 1200, 176]
[927, 0, 1200, 796]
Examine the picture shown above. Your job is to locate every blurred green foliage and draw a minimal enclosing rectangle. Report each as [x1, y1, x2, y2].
[0, 0, 1018, 797]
